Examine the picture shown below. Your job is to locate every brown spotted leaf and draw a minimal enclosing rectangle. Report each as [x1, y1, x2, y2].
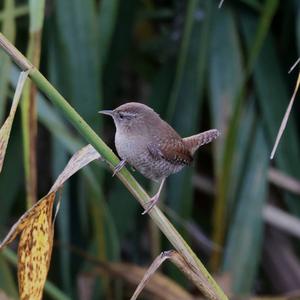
[0, 144, 101, 300]
[0, 71, 29, 173]
[0, 194, 54, 250]
[0, 193, 55, 300]
[18, 192, 55, 300]
[0, 144, 100, 249]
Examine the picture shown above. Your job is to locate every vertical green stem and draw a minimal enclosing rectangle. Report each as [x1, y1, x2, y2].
[21, 0, 46, 207]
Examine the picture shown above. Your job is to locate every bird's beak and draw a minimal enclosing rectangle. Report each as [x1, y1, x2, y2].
[98, 110, 114, 117]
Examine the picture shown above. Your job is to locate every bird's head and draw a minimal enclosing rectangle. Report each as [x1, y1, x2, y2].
[99, 102, 158, 134]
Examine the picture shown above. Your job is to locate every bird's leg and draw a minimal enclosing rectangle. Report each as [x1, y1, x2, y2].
[142, 178, 166, 215]
[112, 159, 126, 176]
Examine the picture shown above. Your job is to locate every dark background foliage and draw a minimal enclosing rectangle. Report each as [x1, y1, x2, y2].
[1, 0, 300, 299]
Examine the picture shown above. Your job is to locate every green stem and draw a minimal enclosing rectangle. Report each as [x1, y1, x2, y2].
[0, 32, 228, 300]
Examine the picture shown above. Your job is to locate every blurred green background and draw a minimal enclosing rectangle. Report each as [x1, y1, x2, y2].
[1, 0, 300, 299]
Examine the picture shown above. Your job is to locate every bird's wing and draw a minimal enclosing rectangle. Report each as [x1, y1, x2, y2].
[147, 139, 192, 166]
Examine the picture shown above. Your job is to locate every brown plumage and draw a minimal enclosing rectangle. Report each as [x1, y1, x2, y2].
[183, 129, 221, 156]
[99, 102, 220, 214]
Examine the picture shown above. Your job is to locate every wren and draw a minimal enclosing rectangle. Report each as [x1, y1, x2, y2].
[99, 102, 220, 214]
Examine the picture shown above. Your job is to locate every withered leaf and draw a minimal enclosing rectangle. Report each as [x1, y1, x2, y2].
[0, 71, 29, 173]
[18, 192, 55, 300]
[0, 193, 55, 250]
[0, 193, 55, 300]
[0, 144, 101, 300]
[0, 144, 101, 250]
[93, 260, 194, 300]
[131, 250, 218, 300]
[50, 144, 101, 193]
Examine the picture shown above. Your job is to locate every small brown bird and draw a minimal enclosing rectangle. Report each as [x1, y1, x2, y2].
[99, 102, 220, 214]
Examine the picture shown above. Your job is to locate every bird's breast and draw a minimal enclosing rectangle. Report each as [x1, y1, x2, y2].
[115, 131, 146, 162]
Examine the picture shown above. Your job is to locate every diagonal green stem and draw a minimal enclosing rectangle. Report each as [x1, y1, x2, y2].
[0, 32, 228, 300]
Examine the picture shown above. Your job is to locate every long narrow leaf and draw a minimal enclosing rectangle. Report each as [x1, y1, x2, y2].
[270, 72, 300, 159]
[0, 71, 29, 173]
[223, 124, 268, 294]
[21, 0, 45, 207]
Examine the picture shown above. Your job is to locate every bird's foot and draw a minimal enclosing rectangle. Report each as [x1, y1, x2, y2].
[112, 159, 126, 177]
[141, 178, 165, 215]
[142, 194, 160, 215]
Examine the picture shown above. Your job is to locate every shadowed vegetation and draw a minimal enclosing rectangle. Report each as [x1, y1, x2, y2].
[0, 0, 300, 299]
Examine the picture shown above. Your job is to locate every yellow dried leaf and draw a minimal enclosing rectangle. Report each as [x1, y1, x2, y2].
[0, 144, 100, 250]
[0, 144, 101, 300]
[0, 71, 29, 173]
[0, 194, 52, 250]
[0, 118, 14, 171]
[18, 192, 55, 300]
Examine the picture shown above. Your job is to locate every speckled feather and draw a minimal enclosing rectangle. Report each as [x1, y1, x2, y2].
[183, 129, 220, 155]
[105, 102, 219, 182]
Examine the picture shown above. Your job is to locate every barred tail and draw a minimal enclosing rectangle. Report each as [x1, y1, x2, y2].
[183, 129, 220, 155]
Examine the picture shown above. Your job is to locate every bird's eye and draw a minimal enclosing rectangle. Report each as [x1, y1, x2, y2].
[118, 111, 135, 120]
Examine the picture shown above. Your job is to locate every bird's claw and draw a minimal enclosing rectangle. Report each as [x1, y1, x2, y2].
[112, 169, 119, 177]
[142, 178, 165, 215]
[142, 195, 159, 215]
[112, 160, 126, 177]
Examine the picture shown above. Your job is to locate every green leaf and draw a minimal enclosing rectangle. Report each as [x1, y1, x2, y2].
[98, 0, 120, 70]
[208, 7, 244, 268]
[29, 0, 45, 32]
[209, 5, 243, 172]
[53, 0, 101, 128]
[21, 0, 45, 207]
[210, 0, 279, 270]
[0, 254, 18, 299]
[242, 16, 300, 214]
[52, 142, 72, 295]
[167, 0, 213, 217]
[223, 124, 268, 294]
